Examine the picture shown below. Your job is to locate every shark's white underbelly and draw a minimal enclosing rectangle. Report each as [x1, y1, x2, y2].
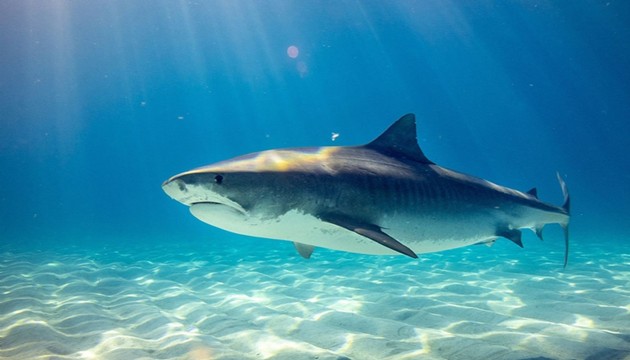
[190, 204, 496, 256]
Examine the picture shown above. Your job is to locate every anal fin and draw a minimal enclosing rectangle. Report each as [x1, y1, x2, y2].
[293, 242, 314, 259]
[498, 228, 523, 248]
[319, 214, 418, 258]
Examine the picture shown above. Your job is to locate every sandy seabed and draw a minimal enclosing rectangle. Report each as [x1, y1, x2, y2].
[0, 238, 628, 360]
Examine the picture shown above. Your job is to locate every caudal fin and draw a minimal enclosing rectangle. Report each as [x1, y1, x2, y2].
[556, 172, 570, 268]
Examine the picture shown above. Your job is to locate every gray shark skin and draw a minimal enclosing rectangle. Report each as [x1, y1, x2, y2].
[163, 114, 571, 266]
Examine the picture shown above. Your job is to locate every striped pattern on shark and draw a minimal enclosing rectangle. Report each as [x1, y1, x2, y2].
[163, 114, 570, 266]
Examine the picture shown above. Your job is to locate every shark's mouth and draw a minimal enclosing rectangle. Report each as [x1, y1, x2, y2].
[191, 201, 247, 214]
[190, 201, 248, 222]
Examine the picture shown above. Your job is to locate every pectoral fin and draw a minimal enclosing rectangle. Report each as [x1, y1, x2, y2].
[320, 214, 418, 258]
[293, 242, 314, 259]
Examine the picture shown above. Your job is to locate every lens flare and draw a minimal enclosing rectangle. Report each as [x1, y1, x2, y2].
[287, 45, 299, 58]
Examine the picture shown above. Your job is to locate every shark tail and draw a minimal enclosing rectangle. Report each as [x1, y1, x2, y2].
[556, 172, 570, 268]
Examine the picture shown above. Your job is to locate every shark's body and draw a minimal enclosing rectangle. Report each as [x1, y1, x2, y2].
[163, 114, 570, 265]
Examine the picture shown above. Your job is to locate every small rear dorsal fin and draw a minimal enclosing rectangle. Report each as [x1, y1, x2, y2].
[526, 187, 538, 198]
[365, 114, 434, 164]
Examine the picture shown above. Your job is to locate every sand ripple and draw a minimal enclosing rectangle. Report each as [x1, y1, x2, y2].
[0, 240, 629, 359]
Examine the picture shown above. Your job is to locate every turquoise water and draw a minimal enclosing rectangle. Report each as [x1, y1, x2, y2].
[1, 2, 629, 359]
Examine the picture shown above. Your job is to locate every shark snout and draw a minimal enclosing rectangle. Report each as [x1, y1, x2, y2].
[162, 172, 247, 217]
[162, 177, 189, 204]
[162, 170, 210, 205]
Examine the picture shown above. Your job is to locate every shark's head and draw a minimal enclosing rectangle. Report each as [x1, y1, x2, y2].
[161, 148, 338, 235]
[162, 163, 251, 232]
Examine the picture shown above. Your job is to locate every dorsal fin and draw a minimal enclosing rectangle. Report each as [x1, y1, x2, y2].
[365, 114, 433, 164]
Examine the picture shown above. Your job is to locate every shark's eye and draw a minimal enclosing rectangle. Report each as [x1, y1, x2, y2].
[214, 174, 224, 185]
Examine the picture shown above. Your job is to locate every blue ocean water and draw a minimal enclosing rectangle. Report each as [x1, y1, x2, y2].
[1, 2, 629, 359]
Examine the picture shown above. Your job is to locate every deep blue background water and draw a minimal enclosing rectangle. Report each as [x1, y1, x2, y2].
[1, 1, 629, 255]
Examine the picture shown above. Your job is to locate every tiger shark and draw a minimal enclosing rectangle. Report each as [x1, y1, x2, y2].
[162, 114, 570, 266]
